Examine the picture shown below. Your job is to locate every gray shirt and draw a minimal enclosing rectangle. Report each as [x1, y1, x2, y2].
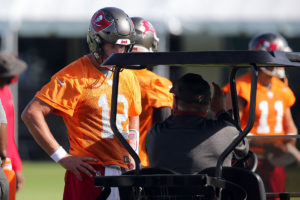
[145, 112, 249, 174]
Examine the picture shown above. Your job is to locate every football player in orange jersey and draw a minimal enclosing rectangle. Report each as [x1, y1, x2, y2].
[21, 7, 141, 200]
[130, 17, 173, 167]
[223, 32, 298, 196]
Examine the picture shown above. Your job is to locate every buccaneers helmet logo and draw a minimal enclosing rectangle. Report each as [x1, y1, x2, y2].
[91, 11, 112, 32]
[141, 20, 156, 36]
[255, 40, 278, 51]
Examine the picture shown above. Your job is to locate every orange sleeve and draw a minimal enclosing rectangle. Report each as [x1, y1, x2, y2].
[273, 77, 296, 108]
[148, 77, 173, 108]
[35, 61, 85, 117]
[284, 87, 296, 108]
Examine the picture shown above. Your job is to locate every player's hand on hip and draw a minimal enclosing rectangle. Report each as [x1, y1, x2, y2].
[129, 156, 136, 170]
[58, 154, 98, 181]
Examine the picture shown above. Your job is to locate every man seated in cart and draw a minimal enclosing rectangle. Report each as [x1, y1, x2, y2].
[145, 73, 249, 174]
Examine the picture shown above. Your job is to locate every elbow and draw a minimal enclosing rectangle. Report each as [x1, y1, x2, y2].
[21, 105, 34, 125]
[21, 98, 51, 126]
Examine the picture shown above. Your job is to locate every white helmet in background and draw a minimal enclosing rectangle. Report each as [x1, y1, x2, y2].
[131, 17, 159, 52]
[248, 32, 292, 79]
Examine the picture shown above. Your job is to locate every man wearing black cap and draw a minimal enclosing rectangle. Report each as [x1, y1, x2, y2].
[0, 51, 27, 200]
[145, 73, 248, 174]
[0, 51, 27, 88]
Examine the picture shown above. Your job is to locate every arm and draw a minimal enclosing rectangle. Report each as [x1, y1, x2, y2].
[283, 108, 298, 145]
[128, 116, 139, 151]
[0, 123, 7, 162]
[237, 97, 247, 118]
[210, 82, 226, 114]
[128, 115, 139, 169]
[21, 98, 61, 155]
[223, 91, 247, 118]
[0, 100, 7, 162]
[213, 84, 249, 159]
[233, 135, 249, 160]
[213, 83, 247, 118]
[129, 115, 139, 130]
[21, 98, 97, 180]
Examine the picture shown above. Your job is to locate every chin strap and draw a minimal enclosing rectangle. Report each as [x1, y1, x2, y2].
[88, 53, 114, 77]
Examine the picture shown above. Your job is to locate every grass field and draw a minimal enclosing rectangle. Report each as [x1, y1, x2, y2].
[16, 161, 300, 200]
[16, 161, 65, 200]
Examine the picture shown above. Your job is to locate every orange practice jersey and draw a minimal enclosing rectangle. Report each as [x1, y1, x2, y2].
[223, 73, 295, 136]
[133, 69, 173, 167]
[36, 55, 141, 169]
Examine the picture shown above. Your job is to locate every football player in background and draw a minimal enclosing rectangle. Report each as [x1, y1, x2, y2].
[0, 51, 27, 200]
[131, 17, 173, 167]
[223, 32, 298, 196]
[21, 7, 141, 200]
[0, 77, 24, 192]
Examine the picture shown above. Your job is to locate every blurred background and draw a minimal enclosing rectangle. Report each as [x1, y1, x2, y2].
[1, 0, 300, 199]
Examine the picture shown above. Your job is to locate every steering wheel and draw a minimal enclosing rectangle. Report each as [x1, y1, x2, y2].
[232, 150, 258, 172]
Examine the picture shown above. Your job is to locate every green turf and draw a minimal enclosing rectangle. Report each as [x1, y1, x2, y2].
[285, 164, 300, 199]
[16, 161, 65, 200]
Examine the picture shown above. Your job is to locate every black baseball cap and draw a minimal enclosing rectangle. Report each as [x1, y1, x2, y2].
[170, 73, 211, 104]
[0, 51, 27, 77]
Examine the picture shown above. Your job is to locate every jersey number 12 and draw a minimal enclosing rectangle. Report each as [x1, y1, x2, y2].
[98, 94, 129, 139]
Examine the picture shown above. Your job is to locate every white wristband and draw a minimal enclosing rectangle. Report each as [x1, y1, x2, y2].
[129, 129, 140, 154]
[287, 133, 297, 135]
[50, 146, 67, 163]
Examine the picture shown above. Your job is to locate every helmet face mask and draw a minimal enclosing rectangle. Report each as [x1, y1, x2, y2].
[131, 17, 159, 52]
[87, 7, 135, 59]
